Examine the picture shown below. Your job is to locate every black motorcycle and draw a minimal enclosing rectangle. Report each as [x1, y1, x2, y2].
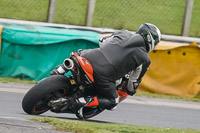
[22, 52, 128, 119]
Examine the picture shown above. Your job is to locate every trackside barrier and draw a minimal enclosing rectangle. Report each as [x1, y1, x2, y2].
[140, 41, 200, 98]
[0, 24, 100, 81]
[0, 25, 3, 56]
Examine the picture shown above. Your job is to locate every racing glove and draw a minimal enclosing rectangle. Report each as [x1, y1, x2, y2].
[116, 74, 130, 93]
[127, 79, 140, 96]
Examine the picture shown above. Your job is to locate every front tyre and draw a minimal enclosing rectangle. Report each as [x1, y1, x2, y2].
[22, 75, 70, 115]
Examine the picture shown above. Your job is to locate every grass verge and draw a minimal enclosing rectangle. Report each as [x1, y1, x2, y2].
[30, 117, 200, 133]
[135, 90, 200, 102]
[0, 77, 35, 84]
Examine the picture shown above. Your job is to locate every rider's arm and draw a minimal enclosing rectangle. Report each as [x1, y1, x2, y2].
[126, 61, 150, 96]
[99, 34, 114, 47]
[99, 30, 131, 47]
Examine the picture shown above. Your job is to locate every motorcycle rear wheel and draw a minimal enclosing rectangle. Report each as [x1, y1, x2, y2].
[22, 75, 70, 115]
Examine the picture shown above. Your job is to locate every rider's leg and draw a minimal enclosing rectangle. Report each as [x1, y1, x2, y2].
[70, 96, 118, 119]
[71, 80, 119, 114]
[94, 81, 119, 110]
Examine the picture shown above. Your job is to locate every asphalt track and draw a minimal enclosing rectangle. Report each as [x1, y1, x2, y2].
[0, 82, 200, 133]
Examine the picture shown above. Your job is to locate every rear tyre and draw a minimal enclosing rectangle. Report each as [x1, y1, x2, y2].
[22, 75, 70, 115]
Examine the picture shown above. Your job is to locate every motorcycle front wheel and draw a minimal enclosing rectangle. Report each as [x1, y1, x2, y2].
[22, 75, 70, 115]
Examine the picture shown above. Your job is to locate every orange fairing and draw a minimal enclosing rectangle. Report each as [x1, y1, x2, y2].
[86, 97, 99, 107]
[72, 52, 94, 82]
[117, 90, 128, 102]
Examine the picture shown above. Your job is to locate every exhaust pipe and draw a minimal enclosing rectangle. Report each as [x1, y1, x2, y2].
[63, 58, 74, 70]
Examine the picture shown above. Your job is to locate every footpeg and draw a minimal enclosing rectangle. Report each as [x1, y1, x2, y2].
[48, 98, 69, 112]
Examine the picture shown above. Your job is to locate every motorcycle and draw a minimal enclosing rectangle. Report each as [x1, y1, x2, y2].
[22, 52, 128, 119]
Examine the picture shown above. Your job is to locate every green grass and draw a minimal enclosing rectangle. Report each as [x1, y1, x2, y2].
[136, 90, 200, 102]
[0, 0, 200, 37]
[30, 117, 200, 133]
[0, 77, 35, 84]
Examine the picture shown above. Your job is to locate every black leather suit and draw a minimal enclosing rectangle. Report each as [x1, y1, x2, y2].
[78, 30, 151, 110]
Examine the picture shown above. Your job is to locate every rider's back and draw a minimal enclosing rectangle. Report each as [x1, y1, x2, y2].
[80, 30, 150, 81]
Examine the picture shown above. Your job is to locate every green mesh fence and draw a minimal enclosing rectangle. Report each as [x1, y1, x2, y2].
[93, 0, 185, 35]
[0, 0, 199, 37]
[0, 0, 49, 22]
[54, 0, 88, 26]
[190, 0, 200, 37]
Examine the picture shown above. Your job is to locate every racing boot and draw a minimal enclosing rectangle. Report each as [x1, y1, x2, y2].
[71, 96, 119, 119]
[69, 96, 102, 119]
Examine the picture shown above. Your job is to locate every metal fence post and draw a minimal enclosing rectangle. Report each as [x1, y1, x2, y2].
[47, 0, 56, 23]
[85, 0, 96, 26]
[182, 0, 194, 36]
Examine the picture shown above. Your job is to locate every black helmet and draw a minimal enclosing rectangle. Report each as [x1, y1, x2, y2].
[136, 23, 161, 52]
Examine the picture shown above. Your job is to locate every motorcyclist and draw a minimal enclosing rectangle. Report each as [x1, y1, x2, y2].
[50, 23, 161, 118]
